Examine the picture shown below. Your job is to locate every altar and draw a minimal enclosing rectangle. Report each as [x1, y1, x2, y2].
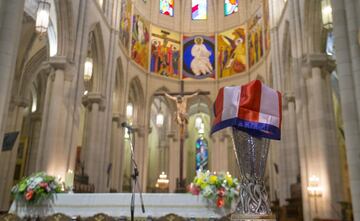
[9, 193, 231, 219]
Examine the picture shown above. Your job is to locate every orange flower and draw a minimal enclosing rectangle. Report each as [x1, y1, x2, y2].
[25, 190, 34, 201]
[216, 197, 224, 208]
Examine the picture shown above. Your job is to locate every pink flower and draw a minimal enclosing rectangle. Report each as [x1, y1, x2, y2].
[189, 183, 200, 195]
[39, 182, 48, 188]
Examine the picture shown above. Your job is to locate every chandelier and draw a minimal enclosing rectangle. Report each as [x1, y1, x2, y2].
[35, 0, 51, 35]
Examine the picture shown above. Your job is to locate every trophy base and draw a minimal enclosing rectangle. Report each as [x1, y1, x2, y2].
[231, 213, 276, 221]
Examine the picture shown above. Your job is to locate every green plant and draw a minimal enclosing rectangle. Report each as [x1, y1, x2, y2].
[11, 172, 62, 205]
[189, 171, 240, 208]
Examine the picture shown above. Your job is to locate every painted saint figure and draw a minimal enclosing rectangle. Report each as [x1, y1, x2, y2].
[165, 91, 199, 125]
[190, 37, 213, 76]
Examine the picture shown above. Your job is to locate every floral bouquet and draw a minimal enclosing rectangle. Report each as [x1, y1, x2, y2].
[189, 171, 240, 208]
[11, 172, 62, 205]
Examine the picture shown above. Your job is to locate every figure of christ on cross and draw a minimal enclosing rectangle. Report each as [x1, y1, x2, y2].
[155, 81, 209, 192]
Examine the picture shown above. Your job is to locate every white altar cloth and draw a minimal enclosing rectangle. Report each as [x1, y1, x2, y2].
[9, 193, 231, 218]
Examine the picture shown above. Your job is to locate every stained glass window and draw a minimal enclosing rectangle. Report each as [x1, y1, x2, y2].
[224, 0, 238, 16]
[160, 0, 174, 17]
[192, 0, 207, 20]
[196, 137, 208, 170]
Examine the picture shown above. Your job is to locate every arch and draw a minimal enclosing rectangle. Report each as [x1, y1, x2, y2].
[87, 23, 106, 93]
[113, 57, 126, 113]
[54, 0, 75, 57]
[128, 76, 145, 124]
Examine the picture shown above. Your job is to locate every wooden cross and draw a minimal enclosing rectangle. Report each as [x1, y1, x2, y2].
[155, 80, 210, 192]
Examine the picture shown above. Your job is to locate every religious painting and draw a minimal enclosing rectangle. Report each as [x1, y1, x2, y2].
[224, 0, 238, 16]
[150, 25, 181, 79]
[183, 35, 215, 79]
[196, 137, 208, 170]
[160, 0, 174, 17]
[131, 14, 150, 71]
[119, 0, 132, 51]
[263, 0, 270, 51]
[247, 8, 264, 68]
[192, 0, 207, 20]
[217, 25, 246, 78]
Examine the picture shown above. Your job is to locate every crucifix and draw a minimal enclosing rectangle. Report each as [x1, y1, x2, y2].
[155, 80, 210, 192]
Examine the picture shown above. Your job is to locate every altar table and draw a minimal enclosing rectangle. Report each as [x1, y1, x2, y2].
[9, 193, 232, 219]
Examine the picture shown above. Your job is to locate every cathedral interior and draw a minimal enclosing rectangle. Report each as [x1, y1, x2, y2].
[0, 0, 359, 221]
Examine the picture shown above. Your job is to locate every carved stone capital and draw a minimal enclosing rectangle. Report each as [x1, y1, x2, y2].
[30, 112, 42, 121]
[82, 92, 106, 111]
[167, 131, 178, 141]
[48, 56, 74, 81]
[302, 54, 336, 77]
[49, 56, 68, 69]
[12, 96, 30, 108]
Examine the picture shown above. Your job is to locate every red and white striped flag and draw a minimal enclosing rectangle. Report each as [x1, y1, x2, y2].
[211, 80, 282, 140]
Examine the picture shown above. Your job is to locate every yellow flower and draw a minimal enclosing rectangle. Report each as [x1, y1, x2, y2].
[226, 175, 233, 186]
[209, 175, 218, 184]
[196, 177, 203, 186]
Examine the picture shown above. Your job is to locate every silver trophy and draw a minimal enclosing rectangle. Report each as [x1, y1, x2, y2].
[232, 128, 271, 216]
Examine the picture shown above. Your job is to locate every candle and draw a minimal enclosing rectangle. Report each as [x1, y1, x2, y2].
[64, 169, 74, 189]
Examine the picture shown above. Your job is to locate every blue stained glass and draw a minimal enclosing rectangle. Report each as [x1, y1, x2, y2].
[192, 0, 207, 20]
[224, 0, 238, 16]
[196, 137, 208, 170]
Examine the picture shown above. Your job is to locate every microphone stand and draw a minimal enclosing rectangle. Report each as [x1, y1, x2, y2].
[127, 128, 145, 221]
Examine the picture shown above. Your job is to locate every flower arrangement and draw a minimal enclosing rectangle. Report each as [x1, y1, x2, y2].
[189, 171, 240, 208]
[11, 172, 62, 204]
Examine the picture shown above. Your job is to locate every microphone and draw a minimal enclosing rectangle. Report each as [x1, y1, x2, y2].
[121, 122, 135, 132]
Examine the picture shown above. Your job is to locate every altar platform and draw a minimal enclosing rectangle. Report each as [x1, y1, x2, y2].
[9, 193, 232, 219]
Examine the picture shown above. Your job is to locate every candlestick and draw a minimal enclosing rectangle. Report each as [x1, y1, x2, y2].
[64, 169, 74, 192]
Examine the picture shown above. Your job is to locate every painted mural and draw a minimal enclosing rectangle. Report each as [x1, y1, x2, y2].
[247, 8, 264, 68]
[217, 26, 246, 78]
[183, 35, 215, 79]
[150, 25, 181, 79]
[263, 0, 270, 51]
[119, 0, 132, 51]
[131, 14, 150, 71]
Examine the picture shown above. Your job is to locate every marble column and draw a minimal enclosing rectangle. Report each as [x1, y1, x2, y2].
[0, 0, 25, 144]
[0, 97, 28, 210]
[82, 92, 105, 191]
[331, 1, 360, 220]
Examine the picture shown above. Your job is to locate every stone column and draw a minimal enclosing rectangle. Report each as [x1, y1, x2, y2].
[110, 113, 124, 192]
[0, 0, 25, 145]
[135, 125, 149, 192]
[0, 97, 28, 210]
[283, 94, 300, 199]
[168, 132, 179, 192]
[305, 54, 343, 219]
[331, 1, 360, 220]
[278, 101, 289, 205]
[82, 92, 105, 191]
[26, 112, 42, 175]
